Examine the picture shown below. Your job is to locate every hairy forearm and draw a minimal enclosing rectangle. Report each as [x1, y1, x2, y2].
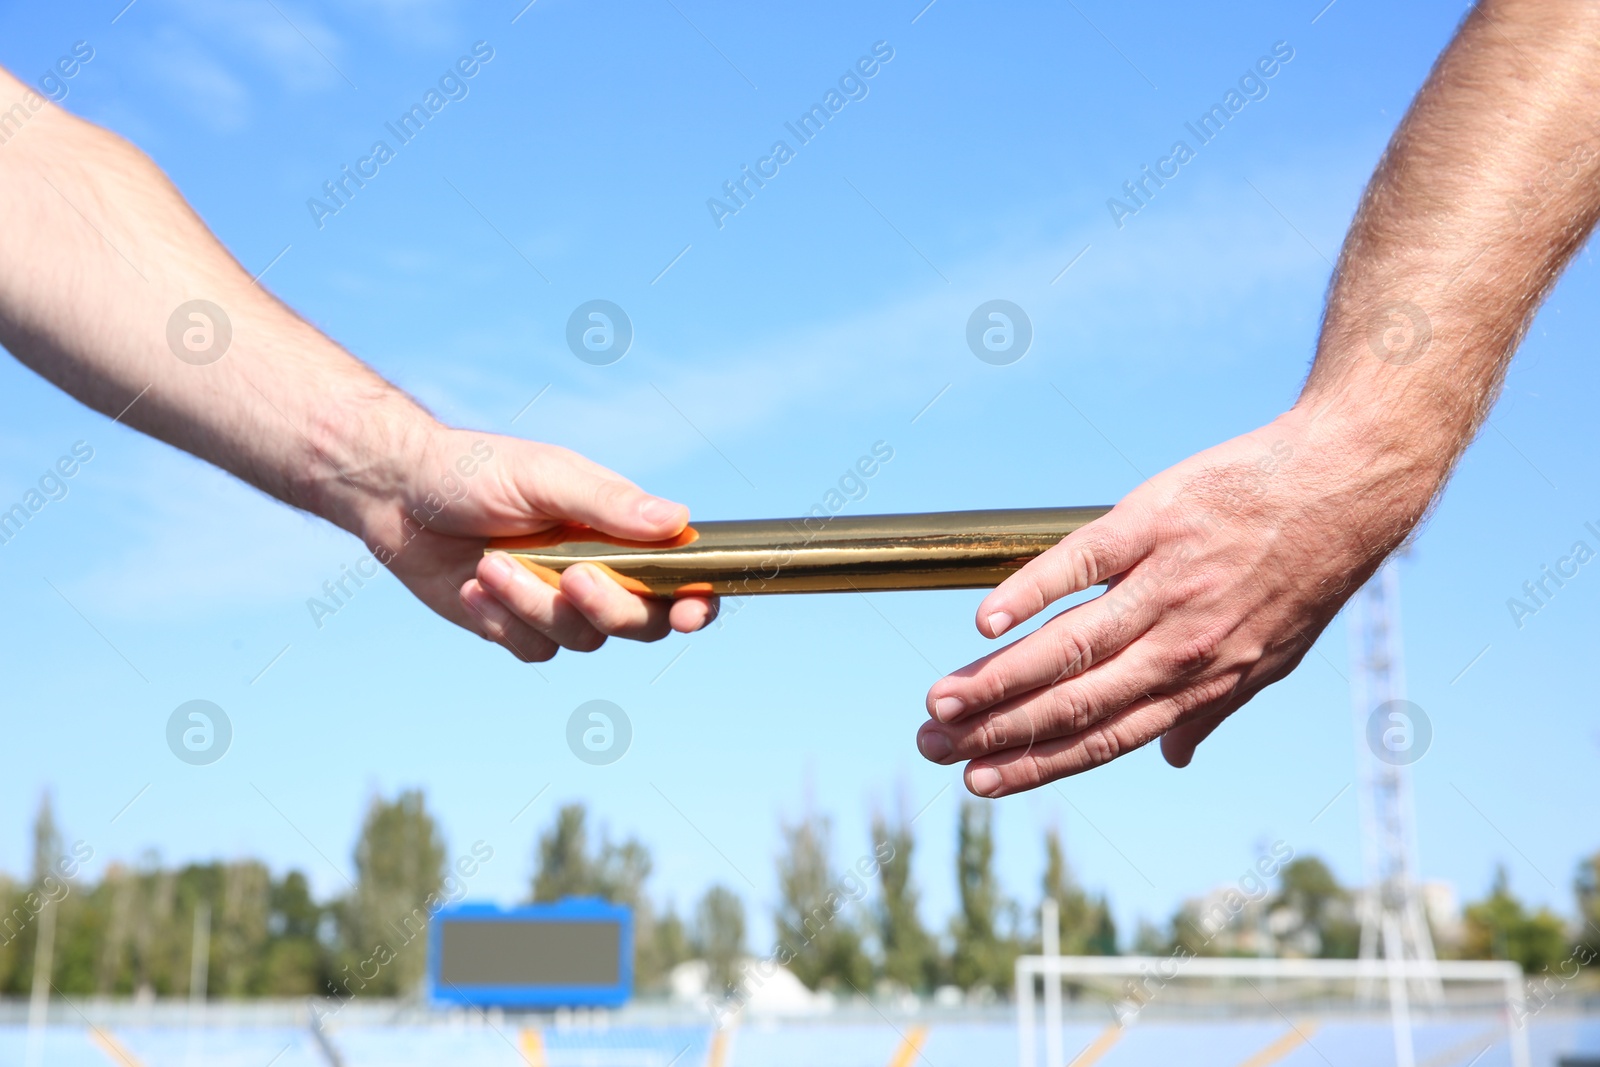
[0, 68, 430, 536]
[1298, 0, 1600, 542]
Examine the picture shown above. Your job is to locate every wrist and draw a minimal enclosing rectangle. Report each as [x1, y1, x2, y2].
[1292, 374, 1461, 488]
[300, 381, 438, 547]
[1275, 398, 1453, 557]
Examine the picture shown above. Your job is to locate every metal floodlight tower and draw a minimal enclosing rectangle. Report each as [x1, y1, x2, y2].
[1350, 558, 1442, 1067]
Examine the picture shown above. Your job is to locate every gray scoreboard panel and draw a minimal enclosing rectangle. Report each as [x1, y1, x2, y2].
[439, 919, 621, 986]
[428, 901, 633, 1008]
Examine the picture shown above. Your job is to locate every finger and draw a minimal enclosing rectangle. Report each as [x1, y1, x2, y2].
[1161, 693, 1247, 768]
[919, 637, 1174, 764]
[518, 446, 690, 541]
[962, 676, 1241, 797]
[925, 578, 1164, 724]
[476, 552, 607, 651]
[975, 511, 1152, 638]
[668, 596, 719, 633]
[458, 580, 560, 662]
[561, 563, 674, 641]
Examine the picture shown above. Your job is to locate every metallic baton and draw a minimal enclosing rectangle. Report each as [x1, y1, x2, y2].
[485, 506, 1111, 598]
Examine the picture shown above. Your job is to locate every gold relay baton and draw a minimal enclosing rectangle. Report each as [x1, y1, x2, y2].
[485, 506, 1111, 598]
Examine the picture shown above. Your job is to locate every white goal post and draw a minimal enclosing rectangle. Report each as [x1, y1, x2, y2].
[1015, 954, 1530, 1067]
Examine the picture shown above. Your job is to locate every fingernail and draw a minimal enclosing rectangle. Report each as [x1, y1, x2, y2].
[918, 728, 953, 762]
[483, 554, 513, 582]
[987, 611, 1014, 637]
[640, 497, 683, 527]
[968, 765, 1002, 796]
[932, 696, 964, 722]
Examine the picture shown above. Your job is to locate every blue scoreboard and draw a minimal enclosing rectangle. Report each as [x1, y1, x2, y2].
[427, 900, 633, 1009]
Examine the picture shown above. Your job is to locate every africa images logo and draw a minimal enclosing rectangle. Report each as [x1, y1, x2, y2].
[1365, 699, 1431, 766]
[166, 700, 232, 766]
[966, 300, 1033, 366]
[565, 300, 634, 366]
[566, 700, 632, 765]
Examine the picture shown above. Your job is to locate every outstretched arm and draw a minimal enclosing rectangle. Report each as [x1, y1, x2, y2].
[919, 0, 1600, 795]
[0, 66, 715, 660]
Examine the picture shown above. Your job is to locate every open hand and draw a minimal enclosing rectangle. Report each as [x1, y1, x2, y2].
[916, 408, 1427, 796]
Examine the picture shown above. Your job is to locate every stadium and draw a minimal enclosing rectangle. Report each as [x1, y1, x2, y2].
[3, 0, 1599, 1065]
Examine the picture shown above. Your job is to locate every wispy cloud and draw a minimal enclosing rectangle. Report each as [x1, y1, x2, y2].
[151, 0, 351, 98]
[65, 446, 361, 620]
[142, 30, 254, 132]
[329, 0, 470, 47]
[60, 158, 1361, 619]
[398, 161, 1354, 477]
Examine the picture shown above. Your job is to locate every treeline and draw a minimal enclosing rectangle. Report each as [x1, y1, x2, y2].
[2, 791, 1596, 1002]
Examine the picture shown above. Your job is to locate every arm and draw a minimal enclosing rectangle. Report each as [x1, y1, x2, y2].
[918, 0, 1600, 795]
[0, 66, 715, 659]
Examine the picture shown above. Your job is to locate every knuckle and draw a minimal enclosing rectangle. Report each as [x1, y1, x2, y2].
[962, 665, 1012, 713]
[590, 478, 635, 521]
[1109, 570, 1158, 618]
[1005, 755, 1047, 792]
[1180, 675, 1238, 715]
[1011, 573, 1049, 620]
[1045, 685, 1094, 734]
[1077, 526, 1129, 586]
[477, 613, 512, 643]
[1155, 676, 1233, 721]
[585, 600, 634, 633]
[1050, 628, 1097, 681]
[978, 710, 1014, 751]
[1072, 542, 1103, 588]
[1162, 625, 1228, 675]
[567, 630, 608, 652]
[1078, 725, 1123, 767]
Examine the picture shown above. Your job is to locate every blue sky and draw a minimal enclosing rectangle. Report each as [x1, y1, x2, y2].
[1, 0, 1596, 948]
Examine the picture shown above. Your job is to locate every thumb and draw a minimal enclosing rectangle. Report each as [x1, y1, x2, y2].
[1159, 705, 1233, 768]
[523, 445, 690, 541]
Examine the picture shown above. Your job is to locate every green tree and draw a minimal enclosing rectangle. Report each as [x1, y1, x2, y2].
[950, 801, 1017, 992]
[260, 870, 328, 995]
[531, 804, 652, 906]
[774, 811, 871, 993]
[691, 885, 746, 993]
[23, 792, 66, 998]
[345, 789, 446, 996]
[528, 804, 671, 989]
[1167, 900, 1216, 957]
[872, 810, 938, 992]
[1132, 919, 1169, 955]
[1577, 851, 1600, 942]
[31, 791, 62, 888]
[130, 860, 180, 997]
[1461, 866, 1570, 975]
[92, 866, 134, 993]
[2, 784, 333, 1001]
[214, 862, 271, 996]
[641, 905, 690, 994]
[1041, 828, 1117, 956]
[0, 876, 24, 993]
[1269, 857, 1359, 959]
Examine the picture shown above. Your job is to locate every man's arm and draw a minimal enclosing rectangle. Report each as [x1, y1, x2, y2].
[0, 66, 715, 659]
[918, 0, 1600, 796]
